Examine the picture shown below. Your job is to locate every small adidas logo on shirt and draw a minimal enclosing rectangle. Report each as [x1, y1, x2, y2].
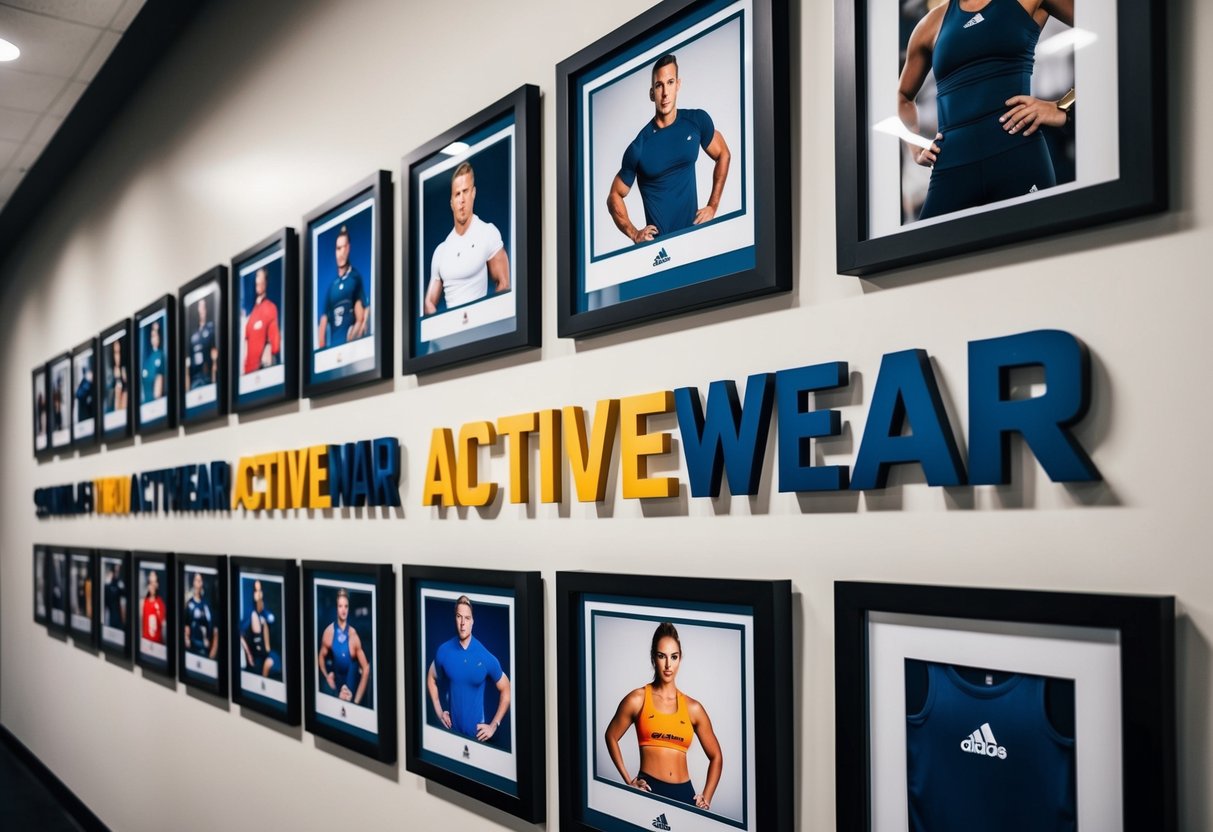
[963, 12, 985, 27]
[653, 248, 671, 267]
[652, 814, 672, 831]
[960, 722, 1008, 759]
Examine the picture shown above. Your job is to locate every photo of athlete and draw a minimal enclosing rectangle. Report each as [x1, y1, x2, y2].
[48, 550, 67, 629]
[607, 53, 731, 244]
[241, 579, 281, 679]
[73, 348, 95, 437]
[141, 569, 166, 646]
[243, 267, 281, 373]
[185, 294, 217, 390]
[317, 588, 371, 705]
[69, 553, 94, 633]
[897, 0, 1075, 220]
[603, 622, 723, 811]
[317, 226, 369, 349]
[183, 571, 219, 663]
[33, 546, 48, 623]
[49, 356, 71, 447]
[424, 163, 510, 315]
[141, 320, 165, 404]
[426, 595, 511, 744]
[106, 336, 128, 414]
[33, 369, 49, 453]
[103, 559, 127, 629]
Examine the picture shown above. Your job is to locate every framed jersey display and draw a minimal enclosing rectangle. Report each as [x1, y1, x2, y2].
[70, 337, 99, 448]
[835, 0, 1167, 275]
[97, 549, 133, 659]
[834, 581, 1177, 832]
[32, 365, 50, 458]
[47, 352, 73, 452]
[67, 548, 98, 648]
[46, 546, 69, 634]
[230, 228, 298, 413]
[555, 0, 791, 338]
[303, 560, 396, 763]
[402, 565, 545, 822]
[33, 544, 49, 626]
[178, 267, 228, 425]
[229, 556, 301, 726]
[556, 571, 793, 832]
[99, 319, 133, 443]
[133, 295, 177, 435]
[301, 171, 393, 397]
[177, 554, 228, 697]
[134, 551, 176, 678]
[402, 84, 541, 374]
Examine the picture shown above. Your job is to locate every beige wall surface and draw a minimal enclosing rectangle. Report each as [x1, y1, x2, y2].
[2, 0, 1210, 829]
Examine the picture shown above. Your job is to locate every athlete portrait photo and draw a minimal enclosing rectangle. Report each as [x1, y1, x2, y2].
[135, 296, 176, 433]
[136, 556, 173, 674]
[33, 545, 49, 625]
[48, 548, 68, 631]
[179, 268, 226, 424]
[178, 556, 226, 693]
[32, 367, 49, 455]
[68, 550, 95, 643]
[71, 341, 97, 445]
[99, 321, 132, 440]
[231, 557, 300, 723]
[99, 552, 130, 655]
[49, 354, 72, 450]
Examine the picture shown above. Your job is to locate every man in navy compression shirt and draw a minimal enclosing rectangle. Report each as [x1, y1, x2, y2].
[317, 225, 369, 349]
[426, 595, 511, 742]
[607, 53, 731, 243]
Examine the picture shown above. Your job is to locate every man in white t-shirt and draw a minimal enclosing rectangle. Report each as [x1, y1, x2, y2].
[424, 161, 510, 314]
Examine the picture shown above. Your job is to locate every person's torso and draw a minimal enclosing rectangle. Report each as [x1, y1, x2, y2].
[435, 216, 501, 308]
[631, 110, 708, 234]
[141, 351, 163, 397]
[332, 621, 352, 675]
[637, 684, 694, 752]
[190, 322, 215, 381]
[326, 269, 363, 344]
[439, 637, 494, 734]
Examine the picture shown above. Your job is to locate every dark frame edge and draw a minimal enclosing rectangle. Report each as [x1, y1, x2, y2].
[0, 725, 110, 832]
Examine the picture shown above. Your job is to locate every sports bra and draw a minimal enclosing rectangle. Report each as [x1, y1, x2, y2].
[636, 684, 693, 752]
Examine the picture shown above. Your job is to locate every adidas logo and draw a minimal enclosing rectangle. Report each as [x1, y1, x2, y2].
[653, 248, 671, 267]
[960, 722, 1008, 759]
[963, 12, 984, 27]
[652, 814, 671, 831]
[1029, 184, 1039, 193]
[462, 744, 470, 759]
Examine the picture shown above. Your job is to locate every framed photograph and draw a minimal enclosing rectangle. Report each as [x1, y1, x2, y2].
[230, 556, 301, 725]
[302, 171, 393, 396]
[97, 549, 133, 658]
[230, 228, 298, 412]
[303, 560, 396, 762]
[402, 84, 541, 374]
[834, 581, 1177, 832]
[70, 338, 98, 447]
[835, 0, 1167, 275]
[33, 544, 49, 626]
[99, 319, 133, 443]
[48, 352, 72, 451]
[177, 554, 228, 696]
[134, 552, 175, 677]
[178, 267, 228, 425]
[555, 0, 791, 338]
[402, 566, 545, 822]
[31, 366, 50, 457]
[134, 295, 177, 435]
[557, 571, 793, 832]
[46, 546, 69, 634]
[67, 548, 97, 647]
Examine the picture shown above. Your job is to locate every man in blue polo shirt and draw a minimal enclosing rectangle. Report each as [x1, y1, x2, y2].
[607, 53, 732, 244]
[426, 595, 511, 742]
[317, 225, 369, 349]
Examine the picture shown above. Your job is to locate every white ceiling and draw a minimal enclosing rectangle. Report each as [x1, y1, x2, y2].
[0, 0, 145, 210]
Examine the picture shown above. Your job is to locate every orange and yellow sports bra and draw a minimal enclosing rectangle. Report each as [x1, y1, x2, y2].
[636, 684, 693, 752]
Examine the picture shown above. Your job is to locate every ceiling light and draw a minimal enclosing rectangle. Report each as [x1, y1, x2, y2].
[440, 141, 470, 157]
[0, 38, 19, 62]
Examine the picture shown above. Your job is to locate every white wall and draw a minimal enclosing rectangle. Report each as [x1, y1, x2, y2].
[2, 0, 1210, 829]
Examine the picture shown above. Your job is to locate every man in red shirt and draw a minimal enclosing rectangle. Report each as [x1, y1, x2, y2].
[141, 569, 166, 643]
[243, 267, 281, 374]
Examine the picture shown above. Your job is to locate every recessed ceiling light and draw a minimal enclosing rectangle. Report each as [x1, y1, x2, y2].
[0, 38, 20, 62]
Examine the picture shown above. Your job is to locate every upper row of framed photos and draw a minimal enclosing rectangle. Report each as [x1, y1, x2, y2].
[29, 0, 1167, 454]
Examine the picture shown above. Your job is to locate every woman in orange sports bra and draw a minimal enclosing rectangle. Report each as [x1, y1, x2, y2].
[604, 622, 723, 810]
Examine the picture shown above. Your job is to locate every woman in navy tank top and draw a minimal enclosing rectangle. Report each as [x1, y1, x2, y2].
[898, 0, 1074, 219]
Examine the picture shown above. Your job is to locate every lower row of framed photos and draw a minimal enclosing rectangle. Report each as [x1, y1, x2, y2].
[31, 544, 1176, 832]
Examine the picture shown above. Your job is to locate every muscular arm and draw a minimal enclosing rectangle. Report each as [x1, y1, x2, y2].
[153, 373, 163, 399]
[689, 698, 723, 809]
[487, 248, 510, 294]
[477, 673, 511, 742]
[318, 624, 334, 689]
[607, 175, 657, 243]
[693, 131, 731, 224]
[241, 634, 254, 667]
[209, 624, 220, 659]
[317, 315, 328, 349]
[604, 688, 648, 790]
[423, 276, 444, 315]
[210, 346, 218, 383]
[427, 661, 452, 728]
[898, 7, 945, 166]
[1026, 0, 1073, 26]
[350, 629, 371, 705]
[349, 300, 368, 340]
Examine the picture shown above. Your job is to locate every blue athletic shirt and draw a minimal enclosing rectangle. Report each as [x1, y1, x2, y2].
[75, 376, 93, 419]
[189, 320, 216, 388]
[906, 663, 1076, 831]
[434, 635, 504, 738]
[324, 266, 367, 346]
[141, 349, 164, 402]
[186, 596, 213, 654]
[331, 620, 353, 689]
[618, 108, 715, 237]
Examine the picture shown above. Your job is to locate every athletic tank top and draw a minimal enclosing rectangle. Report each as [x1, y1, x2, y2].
[332, 621, 352, 682]
[637, 685, 694, 752]
[906, 664, 1076, 832]
[931, 0, 1043, 169]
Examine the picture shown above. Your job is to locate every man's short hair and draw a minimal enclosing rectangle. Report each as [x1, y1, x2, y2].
[336, 225, 350, 244]
[336, 588, 349, 602]
[454, 595, 473, 616]
[652, 53, 678, 81]
[451, 162, 475, 187]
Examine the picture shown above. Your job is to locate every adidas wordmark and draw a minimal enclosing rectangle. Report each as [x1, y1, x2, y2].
[959, 722, 1008, 759]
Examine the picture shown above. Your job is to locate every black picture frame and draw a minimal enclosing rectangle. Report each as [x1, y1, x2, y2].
[133, 295, 177, 435]
[834, 0, 1167, 275]
[96, 549, 133, 659]
[178, 267, 229, 425]
[402, 565, 545, 822]
[70, 338, 99, 448]
[401, 84, 542, 374]
[555, 0, 791, 338]
[98, 319, 134, 443]
[177, 553, 229, 697]
[834, 581, 1177, 832]
[134, 551, 176, 677]
[303, 560, 397, 763]
[557, 571, 793, 832]
[230, 228, 299, 413]
[67, 548, 98, 648]
[301, 171, 394, 397]
[33, 544, 49, 626]
[229, 556, 302, 726]
[32, 366, 51, 458]
[46, 546, 70, 634]
[47, 352, 73, 453]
